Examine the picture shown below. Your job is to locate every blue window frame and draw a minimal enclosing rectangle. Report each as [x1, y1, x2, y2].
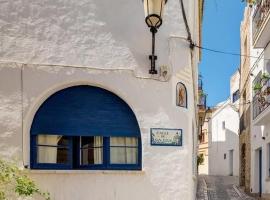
[31, 135, 73, 169]
[232, 90, 240, 103]
[30, 86, 142, 170]
[31, 135, 141, 170]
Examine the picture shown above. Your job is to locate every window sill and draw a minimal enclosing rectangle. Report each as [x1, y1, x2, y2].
[27, 169, 145, 175]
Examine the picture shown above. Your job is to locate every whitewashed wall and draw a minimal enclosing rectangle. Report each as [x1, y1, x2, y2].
[208, 101, 240, 176]
[208, 71, 240, 177]
[0, 0, 201, 199]
[249, 22, 270, 196]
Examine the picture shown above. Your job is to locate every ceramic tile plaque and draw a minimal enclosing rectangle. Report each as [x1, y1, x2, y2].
[150, 128, 182, 146]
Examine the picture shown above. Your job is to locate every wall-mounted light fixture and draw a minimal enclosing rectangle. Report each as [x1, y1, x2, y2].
[143, 0, 167, 74]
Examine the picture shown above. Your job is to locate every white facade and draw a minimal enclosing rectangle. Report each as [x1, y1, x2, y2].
[208, 71, 240, 176]
[250, 39, 270, 198]
[0, 0, 202, 200]
[248, 3, 270, 197]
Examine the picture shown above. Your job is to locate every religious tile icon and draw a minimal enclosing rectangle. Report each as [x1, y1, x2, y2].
[176, 82, 187, 108]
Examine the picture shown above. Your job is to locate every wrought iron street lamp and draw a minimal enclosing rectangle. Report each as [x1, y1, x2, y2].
[143, 0, 167, 74]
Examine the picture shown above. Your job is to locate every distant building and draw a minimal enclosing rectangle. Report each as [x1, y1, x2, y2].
[208, 71, 240, 176]
[198, 116, 211, 175]
[198, 75, 210, 175]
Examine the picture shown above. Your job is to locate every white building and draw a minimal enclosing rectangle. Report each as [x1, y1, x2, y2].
[248, 1, 270, 198]
[0, 0, 203, 200]
[208, 71, 240, 176]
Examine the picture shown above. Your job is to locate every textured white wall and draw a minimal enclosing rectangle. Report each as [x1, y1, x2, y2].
[0, 0, 200, 199]
[0, 0, 190, 72]
[208, 102, 239, 176]
[0, 62, 195, 200]
[250, 35, 270, 195]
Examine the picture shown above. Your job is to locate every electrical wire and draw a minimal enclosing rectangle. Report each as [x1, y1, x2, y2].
[178, 0, 270, 62]
[194, 44, 270, 61]
[178, 0, 270, 111]
[175, 35, 270, 61]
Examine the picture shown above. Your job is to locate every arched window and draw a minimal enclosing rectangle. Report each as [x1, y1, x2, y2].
[176, 82, 187, 108]
[30, 86, 141, 170]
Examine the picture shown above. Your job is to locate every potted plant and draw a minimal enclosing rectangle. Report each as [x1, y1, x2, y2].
[261, 73, 270, 100]
[242, 0, 257, 7]
[261, 72, 270, 85]
[253, 82, 262, 93]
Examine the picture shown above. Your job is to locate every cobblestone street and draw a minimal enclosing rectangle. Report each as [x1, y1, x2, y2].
[197, 175, 257, 200]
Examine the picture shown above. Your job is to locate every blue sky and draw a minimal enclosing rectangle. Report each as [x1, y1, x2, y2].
[199, 0, 245, 107]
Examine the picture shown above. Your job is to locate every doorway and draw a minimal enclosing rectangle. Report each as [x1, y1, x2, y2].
[258, 148, 262, 197]
[229, 150, 233, 176]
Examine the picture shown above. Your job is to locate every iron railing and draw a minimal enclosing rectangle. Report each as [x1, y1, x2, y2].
[198, 78, 203, 90]
[253, 0, 270, 43]
[253, 78, 270, 119]
[198, 93, 207, 110]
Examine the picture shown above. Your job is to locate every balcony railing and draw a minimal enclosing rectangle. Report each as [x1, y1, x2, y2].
[198, 93, 207, 110]
[198, 78, 203, 90]
[253, 74, 270, 119]
[253, 0, 270, 43]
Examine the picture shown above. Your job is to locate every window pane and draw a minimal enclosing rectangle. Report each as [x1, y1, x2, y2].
[110, 137, 126, 146]
[110, 137, 138, 146]
[37, 135, 68, 146]
[125, 137, 138, 146]
[37, 146, 69, 164]
[80, 136, 103, 165]
[81, 136, 102, 148]
[110, 147, 138, 164]
[81, 148, 103, 165]
[110, 147, 126, 164]
[126, 148, 138, 164]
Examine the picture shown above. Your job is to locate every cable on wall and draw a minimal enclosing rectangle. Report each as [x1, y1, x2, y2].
[179, 0, 194, 49]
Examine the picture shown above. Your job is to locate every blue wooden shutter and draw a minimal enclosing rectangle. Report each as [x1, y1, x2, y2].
[31, 86, 140, 137]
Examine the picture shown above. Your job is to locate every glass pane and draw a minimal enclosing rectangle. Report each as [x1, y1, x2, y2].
[110, 147, 138, 164]
[81, 136, 103, 148]
[37, 146, 69, 164]
[110, 137, 126, 146]
[110, 147, 126, 164]
[126, 148, 138, 164]
[81, 148, 103, 165]
[37, 135, 68, 146]
[125, 137, 138, 146]
[110, 137, 138, 146]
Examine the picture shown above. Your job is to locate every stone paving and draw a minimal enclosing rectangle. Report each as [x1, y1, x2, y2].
[197, 175, 257, 200]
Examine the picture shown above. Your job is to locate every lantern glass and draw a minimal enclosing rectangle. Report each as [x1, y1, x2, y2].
[144, 0, 166, 28]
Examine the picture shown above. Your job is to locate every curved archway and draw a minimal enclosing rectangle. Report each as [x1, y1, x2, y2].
[30, 85, 141, 170]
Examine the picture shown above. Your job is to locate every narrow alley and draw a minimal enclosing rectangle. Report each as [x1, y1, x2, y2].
[197, 176, 256, 200]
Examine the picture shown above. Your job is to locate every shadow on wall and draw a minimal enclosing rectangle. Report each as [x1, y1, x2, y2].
[208, 128, 239, 176]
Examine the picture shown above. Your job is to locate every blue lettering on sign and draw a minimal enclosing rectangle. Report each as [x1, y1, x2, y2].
[150, 128, 183, 146]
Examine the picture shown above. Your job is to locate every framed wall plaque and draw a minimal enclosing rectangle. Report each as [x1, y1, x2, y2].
[151, 128, 183, 146]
